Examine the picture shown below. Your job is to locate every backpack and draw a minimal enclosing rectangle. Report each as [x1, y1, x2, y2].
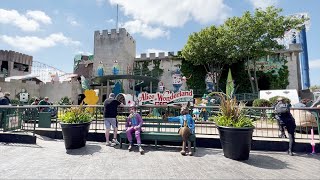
[275, 103, 289, 114]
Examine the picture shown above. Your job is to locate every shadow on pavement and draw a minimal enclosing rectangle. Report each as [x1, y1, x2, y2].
[36, 135, 60, 142]
[243, 154, 288, 169]
[294, 153, 320, 160]
[114, 144, 220, 157]
[66, 144, 102, 155]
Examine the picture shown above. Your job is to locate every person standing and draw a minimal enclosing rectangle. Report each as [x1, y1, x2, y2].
[31, 98, 40, 105]
[0, 92, 11, 105]
[104, 93, 122, 146]
[0, 92, 11, 128]
[39, 97, 50, 112]
[274, 97, 296, 156]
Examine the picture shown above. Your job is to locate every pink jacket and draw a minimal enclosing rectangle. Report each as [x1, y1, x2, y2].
[125, 113, 143, 129]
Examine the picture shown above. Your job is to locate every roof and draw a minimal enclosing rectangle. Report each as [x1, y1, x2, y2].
[5, 74, 42, 82]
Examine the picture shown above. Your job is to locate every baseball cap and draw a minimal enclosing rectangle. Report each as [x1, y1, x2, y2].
[109, 93, 115, 99]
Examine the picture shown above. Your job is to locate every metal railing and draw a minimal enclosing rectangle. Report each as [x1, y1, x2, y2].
[1, 105, 319, 141]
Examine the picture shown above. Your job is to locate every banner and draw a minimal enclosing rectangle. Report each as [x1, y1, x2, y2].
[138, 90, 194, 105]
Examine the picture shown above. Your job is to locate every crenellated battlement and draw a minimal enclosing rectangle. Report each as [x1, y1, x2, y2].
[94, 28, 135, 44]
[0, 50, 33, 65]
[135, 51, 182, 61]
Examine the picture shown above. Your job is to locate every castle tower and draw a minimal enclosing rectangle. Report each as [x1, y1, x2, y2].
[94, 28, 136, 93]
[94, 28, 136, 74]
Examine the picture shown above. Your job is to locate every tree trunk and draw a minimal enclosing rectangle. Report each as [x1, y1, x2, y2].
[253, 59, 259, 92]
[246, 58, 255, 93]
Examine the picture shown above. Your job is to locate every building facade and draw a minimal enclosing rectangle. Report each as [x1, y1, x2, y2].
[0, 50, 32, 77]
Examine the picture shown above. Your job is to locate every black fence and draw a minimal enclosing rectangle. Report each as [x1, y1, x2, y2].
[1, 105, 319, 141]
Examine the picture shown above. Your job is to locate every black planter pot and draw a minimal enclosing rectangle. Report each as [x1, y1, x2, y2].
[60, 122, 91, 149]
[217, 126, 254, 161]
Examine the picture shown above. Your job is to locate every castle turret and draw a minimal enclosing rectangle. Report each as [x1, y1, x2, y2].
[94, 28, 136, 74]
[94, 28, 136, 93]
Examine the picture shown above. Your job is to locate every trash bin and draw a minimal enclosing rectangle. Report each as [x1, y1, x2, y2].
[38, 112, 51, 128]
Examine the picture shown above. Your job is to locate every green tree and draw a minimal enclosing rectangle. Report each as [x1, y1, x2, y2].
[180, 59, 207, 94]
[223, 6, 306, 92]
[181, 26, 237, 91]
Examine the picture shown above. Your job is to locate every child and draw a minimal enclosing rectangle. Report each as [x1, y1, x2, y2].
[125, 104, 144, 154]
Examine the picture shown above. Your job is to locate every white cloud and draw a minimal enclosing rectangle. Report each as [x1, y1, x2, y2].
[109, 0, 231, 27]
[0, 33, 81, 52]
[67, 16, 80, 26]
[309, 59, 320, 69]
[106, 19, 115, 24]
[77, 51, 93, 55]
[247, 0, 278, 9]
[26, 10, 52, 24]
[0, 9, 52, 31]
[121, 20, 169, 39]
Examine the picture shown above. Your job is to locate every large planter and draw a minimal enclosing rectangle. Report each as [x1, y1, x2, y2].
[217, 126, 254, 161]
[60, 122, 91, 149]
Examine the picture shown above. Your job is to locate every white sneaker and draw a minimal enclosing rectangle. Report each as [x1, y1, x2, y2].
[106, 142, 111, 146]
[112, 139, 120, 145]
[128, 145, 132, 151]
[139, 146, 144, 154]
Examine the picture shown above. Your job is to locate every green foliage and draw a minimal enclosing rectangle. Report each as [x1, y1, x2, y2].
[259, 56, 289, 90]
[269, 96, 291, 105]
[209, 92, 254, 128]
[59, 96, 72, 105]
[10, 99, 20, 105]
[252, 99, 271, 107]
[60, 106, 92, 124]
[181, 6, 306, 92]
[218, 62, 251, 93]
[151, 60, 164, 78]
[224, 6, 306, 60]
[180, 59, 206, 93]
[29, 97, 36, 104]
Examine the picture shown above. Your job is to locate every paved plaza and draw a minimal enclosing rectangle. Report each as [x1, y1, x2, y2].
[0, 136, 320, 179]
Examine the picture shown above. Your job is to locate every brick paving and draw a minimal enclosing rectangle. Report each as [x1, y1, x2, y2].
[0, 136, 320, 179]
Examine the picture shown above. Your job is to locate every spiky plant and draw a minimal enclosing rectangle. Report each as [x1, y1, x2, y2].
[209, 92, 254, 128]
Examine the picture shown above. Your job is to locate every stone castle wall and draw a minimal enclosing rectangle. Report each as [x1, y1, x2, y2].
[94, 28, 136, 92]
[134, 52, 186, 92]
[0, 50, 33, 76]
[0, 80, 40, 100]
[0, 80, 81, 104]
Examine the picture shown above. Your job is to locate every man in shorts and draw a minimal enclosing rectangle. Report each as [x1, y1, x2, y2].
[104, 93, 122, 146]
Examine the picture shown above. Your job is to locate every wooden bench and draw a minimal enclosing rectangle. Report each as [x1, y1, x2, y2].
[119, 118, 196, 152]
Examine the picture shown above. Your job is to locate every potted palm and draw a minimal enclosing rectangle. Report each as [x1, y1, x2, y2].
[210, 69, 254, 161]
[60, 105, 92, 150]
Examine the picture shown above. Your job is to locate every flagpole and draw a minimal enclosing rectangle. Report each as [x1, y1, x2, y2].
[116, 4, 118, 31]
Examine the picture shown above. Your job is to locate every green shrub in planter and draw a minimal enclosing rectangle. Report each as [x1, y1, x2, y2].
[210, 92, 254, 128]
[269, 96, 291, 105]
[209, 92, 254, 160]
[60, 105, 92, 149]
[60, 106, 92, 124]
[252, 99, 271, 107]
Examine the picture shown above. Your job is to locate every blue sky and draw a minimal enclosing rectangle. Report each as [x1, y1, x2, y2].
[1, 0, 320, 85]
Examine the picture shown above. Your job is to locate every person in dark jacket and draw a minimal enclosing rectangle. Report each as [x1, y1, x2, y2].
[0, 92, 11, 105]
[104, 93, 123, 146]
[0, 92, 11, 128]
[274, 97, 296, 156]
